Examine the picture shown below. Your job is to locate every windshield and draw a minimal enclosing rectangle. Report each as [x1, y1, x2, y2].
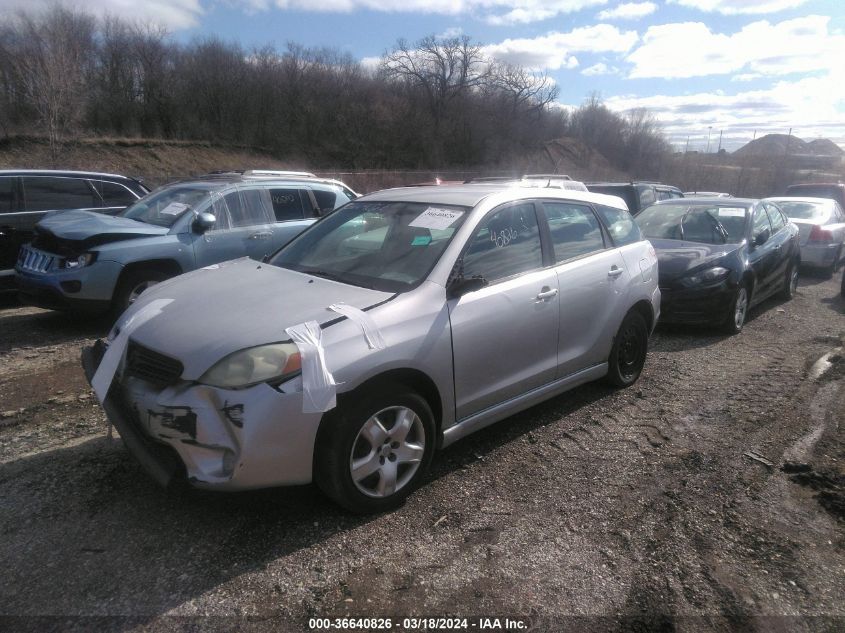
[269, 200, 470, 292]
[120, 184, 219, 228]
[777, 201, 830, 221]
[636, 204, 749, 244]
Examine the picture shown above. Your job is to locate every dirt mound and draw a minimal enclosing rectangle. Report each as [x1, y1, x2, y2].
[517, 136, 627, 181]
[734, 133, 844, 158]
[807, 138, 845, 156]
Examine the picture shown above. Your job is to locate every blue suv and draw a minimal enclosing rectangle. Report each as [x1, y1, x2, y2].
[15, 171, 357, 315]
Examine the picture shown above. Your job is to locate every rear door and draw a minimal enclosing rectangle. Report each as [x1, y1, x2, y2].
[542, 200, 629, 377]
[448, 201, 559, 420]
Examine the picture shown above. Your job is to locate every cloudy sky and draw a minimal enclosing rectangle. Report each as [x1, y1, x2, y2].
[3, 0, 843, 151]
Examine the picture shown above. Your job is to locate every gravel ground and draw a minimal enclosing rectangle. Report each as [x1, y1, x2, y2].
[0, 275, 843, 632]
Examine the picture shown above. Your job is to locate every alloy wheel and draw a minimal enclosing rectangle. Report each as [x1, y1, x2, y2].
[127, 280, 159, 305]
[349, 406, 425, 498]
[734, 287, 748, 329]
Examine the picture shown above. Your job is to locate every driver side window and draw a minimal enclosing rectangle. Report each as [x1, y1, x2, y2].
[752, 206, 772, 241]
[462, 203, 542, 283]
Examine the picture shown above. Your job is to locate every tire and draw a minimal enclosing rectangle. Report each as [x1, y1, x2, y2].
[314, 383, 436, 514]
[605, 310, 648, 387]
[113, 269, 169, 318]
[823, 246, 841, 278]
[723, 284, 749, 335]
[779, 261, 799, 300]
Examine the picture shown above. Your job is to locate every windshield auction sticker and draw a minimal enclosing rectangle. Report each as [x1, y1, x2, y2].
[409, 207, 463, 230]
[716, 207, 746, 217]
[160, 202, 190, 216]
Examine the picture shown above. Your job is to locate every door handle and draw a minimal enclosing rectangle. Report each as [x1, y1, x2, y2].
[249, 231, 273, 240]
[535, 287, 558, 301]
[608, 266, 624, 278]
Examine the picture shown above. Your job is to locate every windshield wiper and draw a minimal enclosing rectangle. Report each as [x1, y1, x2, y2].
[703, 210, 729, 244]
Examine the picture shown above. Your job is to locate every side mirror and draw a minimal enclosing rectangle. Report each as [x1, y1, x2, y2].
[447, 275, 488, 299]
[753, 228, 770, 247]
[192, 212, 216, 233]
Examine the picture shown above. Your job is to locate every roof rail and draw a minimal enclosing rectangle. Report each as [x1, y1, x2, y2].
[243, 169, 316, 178]
[522, 174, 572, 180]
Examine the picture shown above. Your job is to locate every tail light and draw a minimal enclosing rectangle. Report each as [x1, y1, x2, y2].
[809, 225, 833, 242]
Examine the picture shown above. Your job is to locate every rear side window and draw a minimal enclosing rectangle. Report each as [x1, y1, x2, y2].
[269, 188, 307, 221]
[462, 203, 542, 282]
[595, 204, 642, 246]
[311, 188, 340, 215]
[22, 176, 95, 211]
[92, 180, 137, 207]
[639, 187, 656, 207]
[543, 202, 605, 262]
[0, 176, 15, 213]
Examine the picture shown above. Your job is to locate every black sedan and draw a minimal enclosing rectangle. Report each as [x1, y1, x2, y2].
[636, 198, 800, 333]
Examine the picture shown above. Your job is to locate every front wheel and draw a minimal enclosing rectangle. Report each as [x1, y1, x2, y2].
[723, 285, 749, 335]
[779, 261, 799, 299]
[605, 310, 648, 387]
[315, 384, 436, 514]
[113, 269, 169, 318]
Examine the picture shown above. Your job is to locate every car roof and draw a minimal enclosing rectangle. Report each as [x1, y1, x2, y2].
[358, 184, 628, 210]
[165, 173, 352, 189]
[653, 197, 757, 206]
[0, 169, 140, 181]
[786, 182, 844, 188]
[765, 196, 835, 205]
[587, 181, 679, 189]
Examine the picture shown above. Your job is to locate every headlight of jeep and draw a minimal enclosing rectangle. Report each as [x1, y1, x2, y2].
[63, 253, 97, 269]
[199, 343, 302, 389]
[682, 266, 730, 287]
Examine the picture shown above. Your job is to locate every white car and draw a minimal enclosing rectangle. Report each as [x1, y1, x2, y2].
[767, 196, 845, 276]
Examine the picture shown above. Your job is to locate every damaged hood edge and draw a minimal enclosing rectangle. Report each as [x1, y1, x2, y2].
[124, 258, 394, 380]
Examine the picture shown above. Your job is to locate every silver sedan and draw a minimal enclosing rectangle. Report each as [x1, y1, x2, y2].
[83, 184, 660, 513]
[766, 197, 845, 276]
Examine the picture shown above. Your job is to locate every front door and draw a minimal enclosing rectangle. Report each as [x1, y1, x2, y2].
[748, 204, 779, 302]
[448, 202, 560, 420]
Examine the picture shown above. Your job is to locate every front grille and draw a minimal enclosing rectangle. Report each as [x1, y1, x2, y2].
[18, 246, 56, 273]
[124, 340, 184, 387]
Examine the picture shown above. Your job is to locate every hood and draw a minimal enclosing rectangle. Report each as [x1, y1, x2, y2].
[37, 210, 168, 247]
[649, 239, 739, 284]
[124, 258, 394, 379]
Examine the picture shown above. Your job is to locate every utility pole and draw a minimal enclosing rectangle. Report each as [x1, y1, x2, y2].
[706, 126, 712, 153]
[717, 129, 723, 153]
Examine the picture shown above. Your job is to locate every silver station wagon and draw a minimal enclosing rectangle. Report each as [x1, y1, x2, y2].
[83, 184, 660, 513]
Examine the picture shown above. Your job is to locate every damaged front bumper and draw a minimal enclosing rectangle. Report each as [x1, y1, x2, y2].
[82, 341, 324, 491]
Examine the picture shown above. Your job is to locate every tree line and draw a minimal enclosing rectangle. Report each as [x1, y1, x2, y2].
[0, 5, 670, 175]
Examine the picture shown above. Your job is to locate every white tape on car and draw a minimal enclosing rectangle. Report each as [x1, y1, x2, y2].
[327, 303, 386, 350]
[285, 320, 338, 413]
[91, 298, 174, 403]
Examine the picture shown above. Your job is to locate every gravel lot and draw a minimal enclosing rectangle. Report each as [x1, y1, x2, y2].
[0, 275, 843, 632]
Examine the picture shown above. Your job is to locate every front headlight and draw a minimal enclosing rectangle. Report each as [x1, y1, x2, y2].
[63, 253, 97, 269]
[683, 266, 730, 286]
[199, 343, 302, 389]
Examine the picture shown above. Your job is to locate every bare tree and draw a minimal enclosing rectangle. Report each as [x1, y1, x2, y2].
[382, 35, 491, 164]
[2, 6, 96, 159]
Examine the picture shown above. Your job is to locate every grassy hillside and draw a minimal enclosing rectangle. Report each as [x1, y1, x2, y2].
[0, 136, 305, 188]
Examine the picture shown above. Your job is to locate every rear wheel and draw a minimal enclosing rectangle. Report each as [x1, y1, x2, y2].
[823, 246, 841, 278]
[605, 311, 648, 387]
[315, 384, 436, 514]
[723, 285, 749, 335]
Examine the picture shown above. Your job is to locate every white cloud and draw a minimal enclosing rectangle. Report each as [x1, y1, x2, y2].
[667, 0, 810, 15]
[603, 69, 845, 150]
[0, 0, 204, 29]
[582, 62, 619, 75]
[626, 15, 845, 79]
[596, 2, 656, 20]
[436, 26, 463, 39]
[483, 24, 638, 70]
